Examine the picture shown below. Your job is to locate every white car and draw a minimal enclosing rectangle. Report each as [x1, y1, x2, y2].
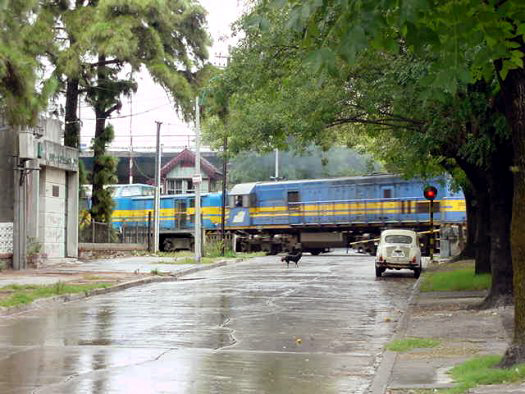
[375, 229, 422, 278]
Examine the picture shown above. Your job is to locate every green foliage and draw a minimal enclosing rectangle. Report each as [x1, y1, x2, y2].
[280, 0, 525, 94]
[0, 282, 110, 308]
[0, 0, 56, 126]
[202, 4, 453, 182]
[204, 239, 236, 258]
[386, 338, 440, 352]
[420, 263, 492, 292]
[448, 355, 525, 393]
[42, 0, 210, 223]
[202, 1, 516, 197]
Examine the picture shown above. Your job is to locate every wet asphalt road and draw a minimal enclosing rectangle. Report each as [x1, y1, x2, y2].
[0, 252, 416, 394]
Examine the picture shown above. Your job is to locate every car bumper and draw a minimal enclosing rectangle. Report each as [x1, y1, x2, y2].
[376, 261, 419, 270]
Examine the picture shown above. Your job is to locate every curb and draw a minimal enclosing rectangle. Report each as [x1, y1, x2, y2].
[368, 275, 423, 394]
[0, 258, 242, 316]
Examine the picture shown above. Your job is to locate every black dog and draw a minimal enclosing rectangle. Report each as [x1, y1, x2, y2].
[281, 250, 302, 267]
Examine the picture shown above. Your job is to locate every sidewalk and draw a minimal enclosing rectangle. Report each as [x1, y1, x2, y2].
[0, 255, 241, 315]
[372, 276, 520, 393]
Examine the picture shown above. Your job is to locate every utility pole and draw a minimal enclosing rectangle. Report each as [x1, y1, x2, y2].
[221, 136, 228, 256]
[194, 97, 202, 263]
[128, 93, 133, 184]
[154, 121, 162, 253]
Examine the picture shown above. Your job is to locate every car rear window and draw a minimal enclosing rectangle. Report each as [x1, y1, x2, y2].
[384, 235, 413, 244]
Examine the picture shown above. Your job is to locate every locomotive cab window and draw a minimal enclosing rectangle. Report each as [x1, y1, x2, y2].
[235, 195, 243, 207]
[381, 186, 394, 199]
[287, 191, 300, 210]
[230, 195, 250, 207]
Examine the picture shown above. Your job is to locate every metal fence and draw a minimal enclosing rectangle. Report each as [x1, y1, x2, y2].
[79, 220, 151, 246]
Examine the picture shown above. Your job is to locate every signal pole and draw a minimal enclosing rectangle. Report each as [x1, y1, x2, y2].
[429, 199, 434, 262]
[423, 186, 438, 263]
[221, 136, 227, 256]
[194, 97, 202, 263]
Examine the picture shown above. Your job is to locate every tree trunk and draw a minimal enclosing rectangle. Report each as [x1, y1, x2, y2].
[456, 158, 491, 274]
[64, 78, 80, 148]
[500, 67, 525, 366]
[90, 109, 107, 222]
[455, 185, 476, 260]
[479, 140, 514, 308]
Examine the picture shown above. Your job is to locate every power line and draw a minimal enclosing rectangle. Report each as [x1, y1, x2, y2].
[67, 103, 171, 124]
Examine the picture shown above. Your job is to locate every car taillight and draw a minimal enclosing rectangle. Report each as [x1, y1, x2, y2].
[379, 255, 383, 262]
[411, 256, 417, 264]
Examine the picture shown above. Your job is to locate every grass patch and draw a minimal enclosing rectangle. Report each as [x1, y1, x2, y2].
[156, 257, 221, 265]
[82, 274, 106, 280]
[153, 252, 265, 265]
[420, 263, 491, 292]
[0, 282, 111, 308]
[447, 355, 525, 393]
[386, 337, 441, 352]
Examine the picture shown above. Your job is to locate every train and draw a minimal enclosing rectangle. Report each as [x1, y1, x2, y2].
[109, 174, 466, 255]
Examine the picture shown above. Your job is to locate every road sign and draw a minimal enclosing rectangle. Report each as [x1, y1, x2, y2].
[192, 174, 202, 184]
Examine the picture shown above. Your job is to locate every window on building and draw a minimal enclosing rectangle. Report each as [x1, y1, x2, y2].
[166, 179, 176, 195]
[175, 179, 183, 194]
[383, 189, 392, 198]
[186, 179, 194, 193]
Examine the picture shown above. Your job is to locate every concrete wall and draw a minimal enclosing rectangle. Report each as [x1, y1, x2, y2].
[39, 167, 67, 258]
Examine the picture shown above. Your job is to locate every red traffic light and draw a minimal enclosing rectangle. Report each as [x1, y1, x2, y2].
[424, 186, 438, 200]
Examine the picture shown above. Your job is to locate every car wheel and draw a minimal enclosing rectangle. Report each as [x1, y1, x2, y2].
[414, 266, 421, 279]
[375, 267, 383, 278]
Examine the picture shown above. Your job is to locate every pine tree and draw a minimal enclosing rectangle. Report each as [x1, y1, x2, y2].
[46, 0, 211, 222]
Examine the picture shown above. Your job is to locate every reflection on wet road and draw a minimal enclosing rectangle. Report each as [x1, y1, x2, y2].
[0, 253, 416, 393]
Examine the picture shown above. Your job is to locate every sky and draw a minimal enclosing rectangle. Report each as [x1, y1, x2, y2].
[79, 0, 246, 152]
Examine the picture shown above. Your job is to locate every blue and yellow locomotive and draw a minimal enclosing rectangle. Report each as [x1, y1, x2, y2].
[110, 174, 466, 254]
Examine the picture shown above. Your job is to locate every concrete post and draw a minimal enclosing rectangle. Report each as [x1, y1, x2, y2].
[13, 159, 27, 270]
[66, 171, 78, 258]
[194, 97, 202, 263]
[153, 121, 162, 253]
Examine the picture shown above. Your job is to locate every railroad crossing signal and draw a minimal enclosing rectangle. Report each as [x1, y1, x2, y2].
[423, 186, 438, 262]
[424, 186, 438, 200]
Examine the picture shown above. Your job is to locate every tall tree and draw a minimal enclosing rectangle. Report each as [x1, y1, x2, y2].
[267, 0, 525, 365]
[47, 0, 211, 222]
[203, 3, 514, 303]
